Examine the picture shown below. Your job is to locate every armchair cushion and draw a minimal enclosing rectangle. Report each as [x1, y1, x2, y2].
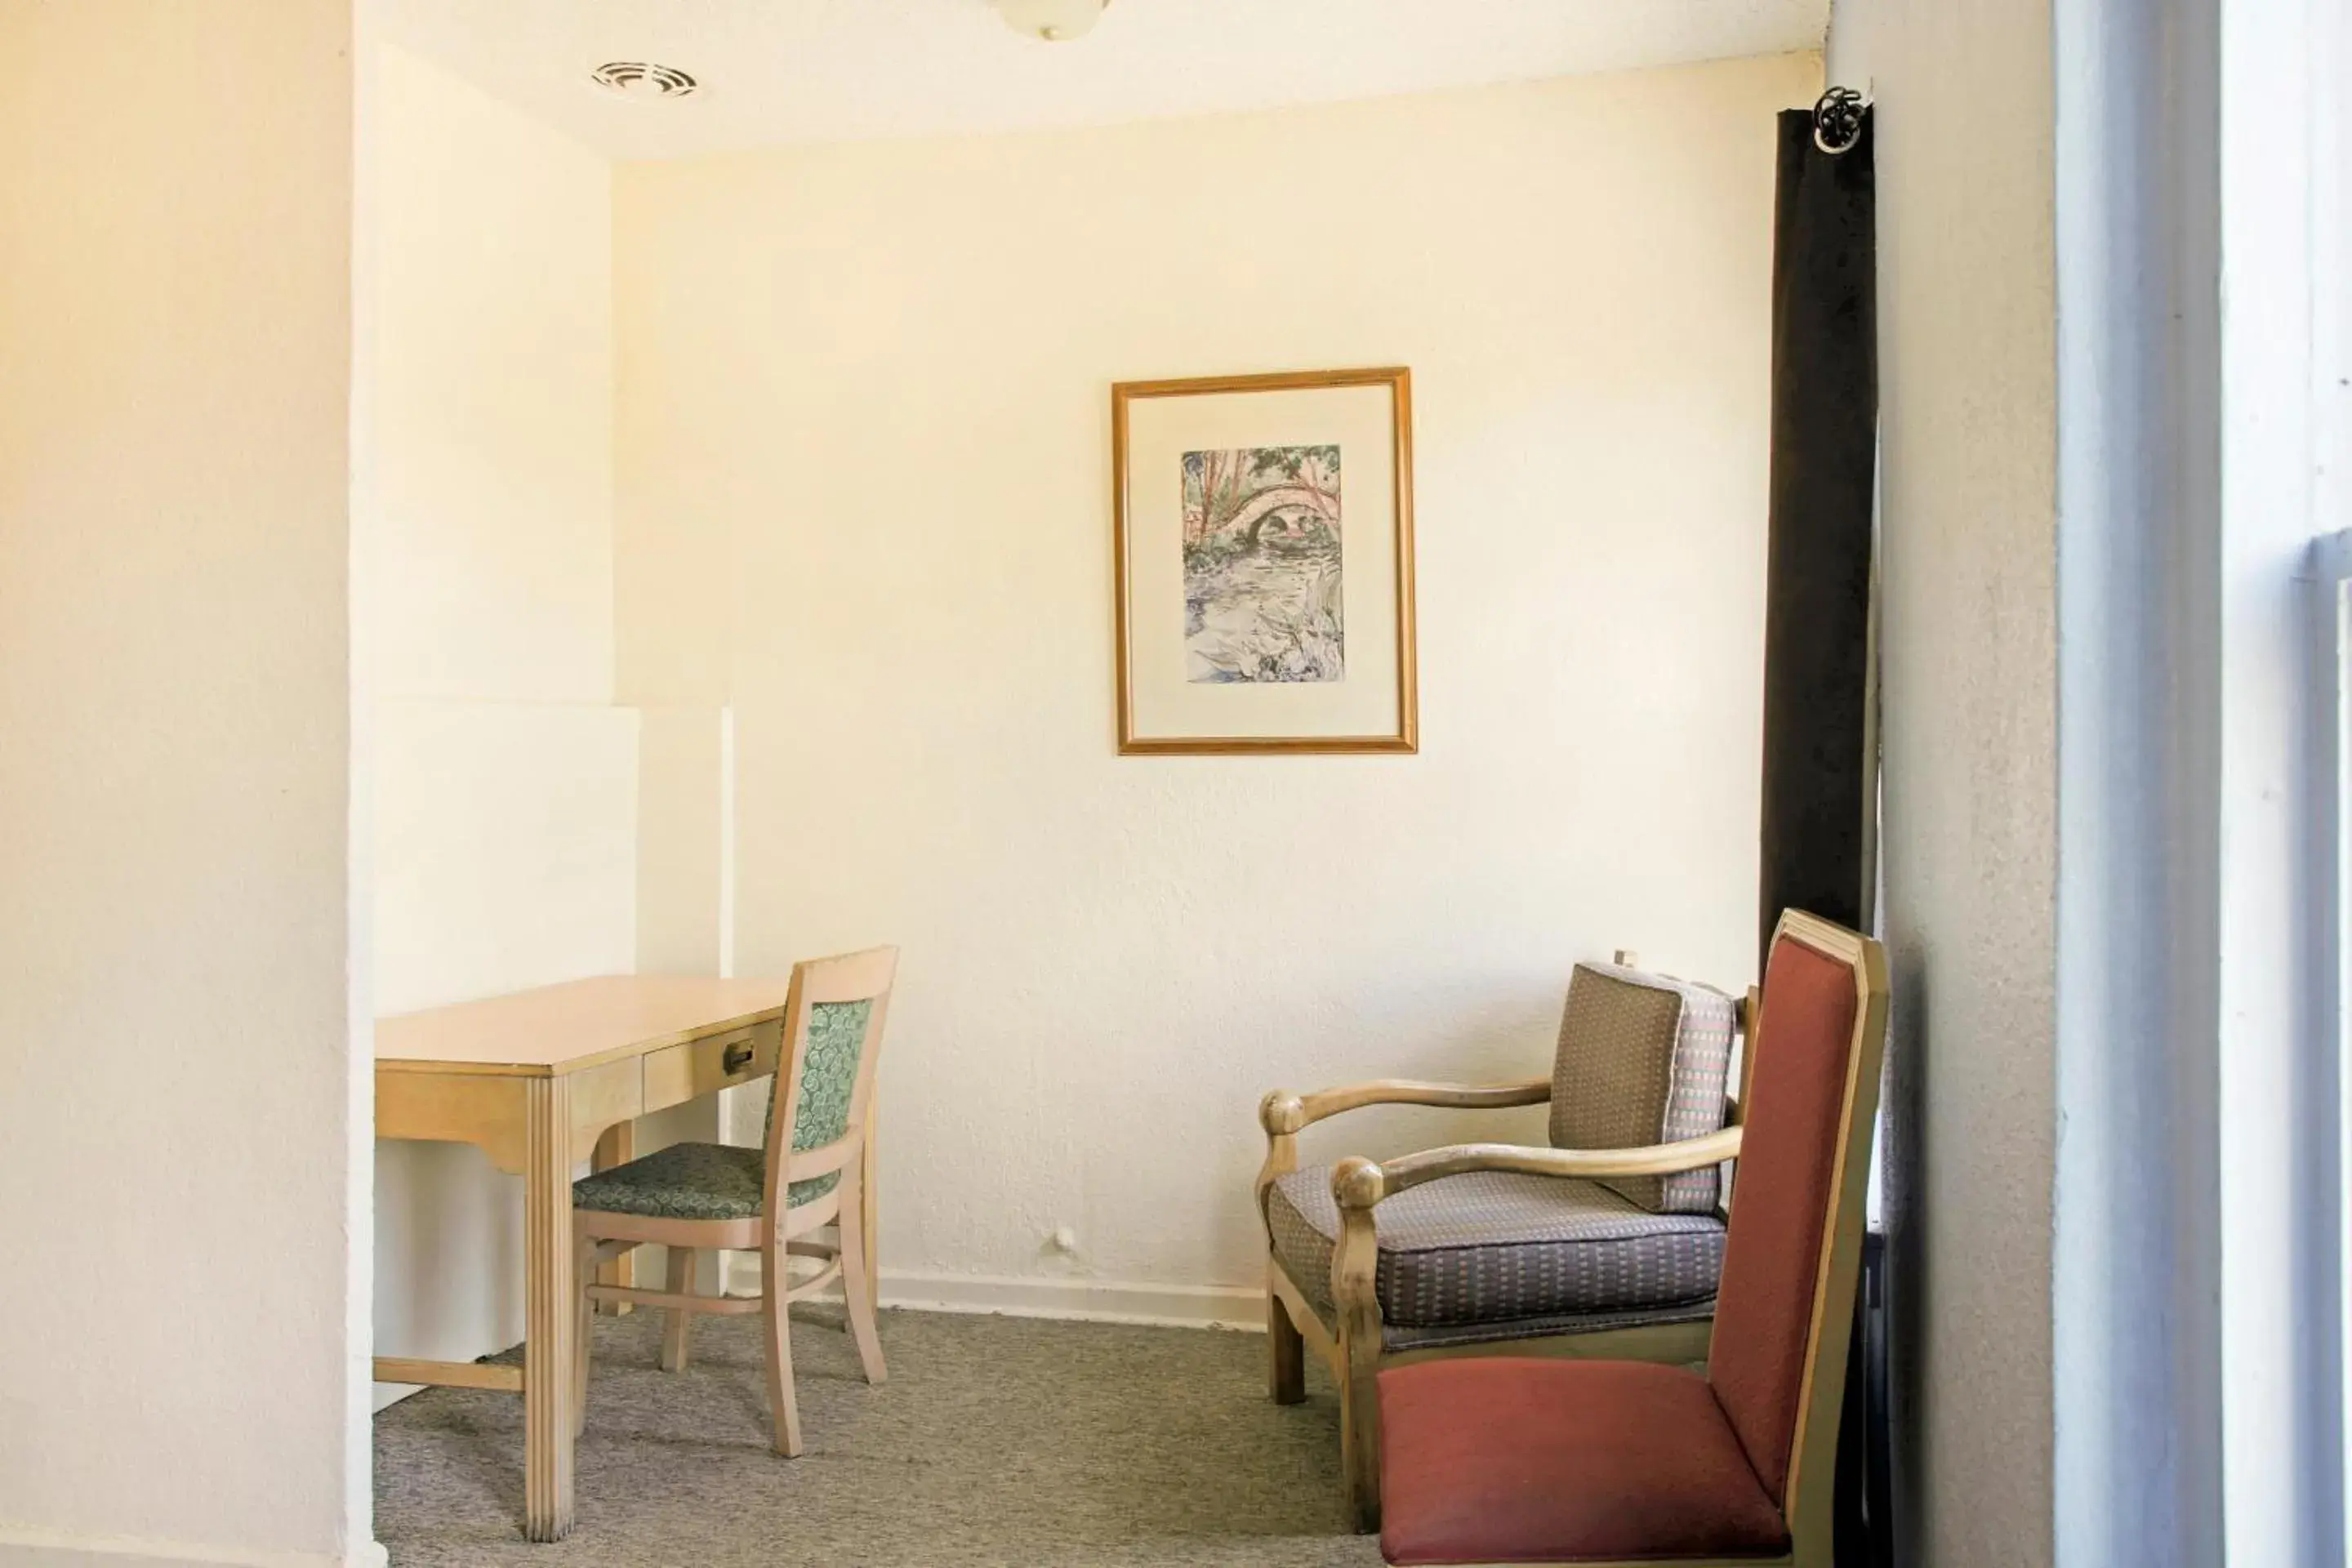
[1550, 962, 1738, 1214]
[1267, 1165, 1723, 1345]
[1377, 1357, 1788, 1565]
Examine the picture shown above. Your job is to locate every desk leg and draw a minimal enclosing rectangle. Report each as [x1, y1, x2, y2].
[523, 1076, 577, 1542]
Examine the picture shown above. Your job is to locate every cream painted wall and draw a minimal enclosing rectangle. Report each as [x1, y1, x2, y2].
[372, 700, 637, 1014]
[635, 704, 729, 977]
[0, 4, 369, 1565]
[367, 45, 644, 1407]
[373, 44, 614, 706]
[1824, 2, 2060, 1563]
[616, 55, 1818, 1308]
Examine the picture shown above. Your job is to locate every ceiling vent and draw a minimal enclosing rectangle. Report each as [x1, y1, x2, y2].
[590, 61, 699, 101]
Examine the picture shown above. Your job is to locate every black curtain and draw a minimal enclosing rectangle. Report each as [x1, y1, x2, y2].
[1757, 108, 1883, 1568]
[1758, 110, 1878, 963]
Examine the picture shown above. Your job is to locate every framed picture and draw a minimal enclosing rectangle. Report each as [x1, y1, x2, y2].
[1111, 367, 1417, 755]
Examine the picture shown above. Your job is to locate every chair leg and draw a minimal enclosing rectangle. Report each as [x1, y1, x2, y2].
[573, 1247, 595, 1437]
[661, 1247, 697, 1373]
[1267, 1282, 1306, 1404]
[1339, 1328, 1383, 1534]
[861, 1107, 881, 1307]
[760, 1236, 804, 1457]
[838, 1165, 887, 1385]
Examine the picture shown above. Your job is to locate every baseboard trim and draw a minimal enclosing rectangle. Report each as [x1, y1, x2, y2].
[0, 1525, 385, 1568]
[717, 1257, 1266, 1331]
[881, 1269, 1265, 1331]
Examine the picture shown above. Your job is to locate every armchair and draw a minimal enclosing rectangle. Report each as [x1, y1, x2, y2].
[1257, 960, 1748, 1530]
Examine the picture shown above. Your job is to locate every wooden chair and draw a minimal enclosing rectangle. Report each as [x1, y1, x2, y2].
[570, 946, 898, 1456]
[1258, 955, 1752, 1530]
[1370, 910, 1890, 1566]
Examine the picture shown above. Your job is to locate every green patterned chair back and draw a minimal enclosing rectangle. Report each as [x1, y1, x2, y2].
[762, 947, 898, 1211]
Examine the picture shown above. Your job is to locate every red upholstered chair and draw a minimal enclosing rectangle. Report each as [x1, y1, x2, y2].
[1368, 910, 1888, 1566]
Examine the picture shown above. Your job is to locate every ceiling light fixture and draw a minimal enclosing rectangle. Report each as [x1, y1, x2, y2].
[589, 61, 699, 101]
[992, 0, 1109, 42]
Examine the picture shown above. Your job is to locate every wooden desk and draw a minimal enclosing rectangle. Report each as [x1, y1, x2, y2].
[374, 974, 796, 1543]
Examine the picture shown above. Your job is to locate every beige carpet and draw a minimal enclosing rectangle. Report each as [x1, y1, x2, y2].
[375, 1303, 1385, 1566]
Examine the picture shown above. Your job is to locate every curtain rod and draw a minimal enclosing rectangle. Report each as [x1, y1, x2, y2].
[1815, 87, 1869, 154]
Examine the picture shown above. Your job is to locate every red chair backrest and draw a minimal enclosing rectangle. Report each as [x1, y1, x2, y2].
[1706, 928, 1863, 1505]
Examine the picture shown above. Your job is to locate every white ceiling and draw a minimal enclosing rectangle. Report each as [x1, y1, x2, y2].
[373, 0, 1829, 161]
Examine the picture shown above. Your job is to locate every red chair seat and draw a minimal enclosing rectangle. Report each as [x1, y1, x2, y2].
[1377, 1358, 1790, 1565]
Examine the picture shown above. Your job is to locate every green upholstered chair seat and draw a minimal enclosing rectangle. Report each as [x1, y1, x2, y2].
[577, 999, 876, 1225]
[572, 1140, 838, 1223]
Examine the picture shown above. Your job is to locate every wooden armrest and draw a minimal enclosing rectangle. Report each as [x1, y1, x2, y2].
[1330, 1125, 1745, 1209]
[1254, 1074, 1552, 1228]
[1258, 1076, 1552, 1135]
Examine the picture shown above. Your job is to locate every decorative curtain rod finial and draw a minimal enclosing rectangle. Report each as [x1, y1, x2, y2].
[1814, 86, 1869, 155]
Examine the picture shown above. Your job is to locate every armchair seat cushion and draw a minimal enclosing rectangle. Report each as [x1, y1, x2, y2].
[1267, 1165, 1724, 1339]
[1377, 1357, 1789, 1564]
[572, 1140, 835, 1223]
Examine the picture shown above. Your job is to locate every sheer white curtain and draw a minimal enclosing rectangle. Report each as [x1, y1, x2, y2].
[2315, 537, 2352, 1557]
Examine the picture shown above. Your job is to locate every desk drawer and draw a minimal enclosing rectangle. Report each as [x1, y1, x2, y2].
[642, 1019, 781, 1110]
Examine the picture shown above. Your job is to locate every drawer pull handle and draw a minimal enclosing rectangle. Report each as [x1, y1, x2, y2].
[722, 1040, 756, 1075]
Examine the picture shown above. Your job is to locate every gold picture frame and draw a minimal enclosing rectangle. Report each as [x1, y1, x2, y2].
[1111, 367, 1418, 755]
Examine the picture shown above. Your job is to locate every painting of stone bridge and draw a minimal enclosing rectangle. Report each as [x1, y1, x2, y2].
[1179, 443, 1343, 684]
